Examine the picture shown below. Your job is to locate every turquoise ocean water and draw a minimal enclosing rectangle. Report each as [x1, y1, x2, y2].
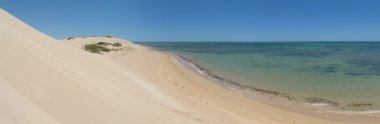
[139, 42, 380, 112]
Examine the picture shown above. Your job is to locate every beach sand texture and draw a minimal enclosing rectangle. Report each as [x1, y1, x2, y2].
[0, 8, 379, 124]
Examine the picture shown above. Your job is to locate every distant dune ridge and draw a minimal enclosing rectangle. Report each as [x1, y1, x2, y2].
[1, 8, 379, 124]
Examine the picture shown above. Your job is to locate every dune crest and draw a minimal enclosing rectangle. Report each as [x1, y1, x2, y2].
[0, 9, 197, 124]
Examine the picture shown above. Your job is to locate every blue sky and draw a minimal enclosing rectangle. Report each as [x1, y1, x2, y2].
[1, 0, 380, 42]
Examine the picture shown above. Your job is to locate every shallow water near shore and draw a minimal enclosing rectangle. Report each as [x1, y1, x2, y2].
[138, 42, 380, 112]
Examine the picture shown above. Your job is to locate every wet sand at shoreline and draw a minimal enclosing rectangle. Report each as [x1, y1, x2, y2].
[63, 36, 380, 123]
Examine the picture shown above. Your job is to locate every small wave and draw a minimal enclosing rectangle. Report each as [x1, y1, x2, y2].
[171, 53, 380, 115]
[307, 103, 330, 106]
[326, 110, 380, 115]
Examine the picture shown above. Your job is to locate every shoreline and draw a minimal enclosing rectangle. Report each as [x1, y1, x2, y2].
[166, 51, 380, 117]
[61, 36, 380, 123]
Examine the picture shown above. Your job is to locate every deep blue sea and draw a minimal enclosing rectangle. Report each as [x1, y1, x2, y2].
[138, 42, 380, 111]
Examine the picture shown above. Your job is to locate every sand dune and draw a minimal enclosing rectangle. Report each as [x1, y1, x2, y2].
[1, 8, 379, 124]
[0, 9, 198, 124]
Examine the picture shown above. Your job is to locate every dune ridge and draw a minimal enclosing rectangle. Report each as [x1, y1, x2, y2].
[1, 8, 380, 124]
[0, 8, 197, 124]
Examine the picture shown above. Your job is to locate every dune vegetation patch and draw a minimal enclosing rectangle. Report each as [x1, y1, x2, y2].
[83, 44, 111, 54]
[83, 42, 125, 54]
[96, 42, 112, 46]
[112, 42, 122, 47]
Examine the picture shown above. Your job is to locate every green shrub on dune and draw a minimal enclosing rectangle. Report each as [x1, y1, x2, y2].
[96, 42, 112, 46]
[83, 44, 111, 54]
[112, 42, 122, 47]
[83, 41, 123, 54]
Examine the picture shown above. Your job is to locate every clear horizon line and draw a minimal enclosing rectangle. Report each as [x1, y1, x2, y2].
[134, 40, 380, 43]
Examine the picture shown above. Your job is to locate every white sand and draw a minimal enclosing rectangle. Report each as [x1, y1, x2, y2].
[1, 8, 379, 124]
[0, 9, 197, 124]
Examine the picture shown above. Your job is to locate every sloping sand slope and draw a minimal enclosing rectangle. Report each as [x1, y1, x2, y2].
[0, 9, 202, 124]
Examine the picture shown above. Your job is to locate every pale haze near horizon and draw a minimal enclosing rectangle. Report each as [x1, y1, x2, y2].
[1, 0, 380, 42]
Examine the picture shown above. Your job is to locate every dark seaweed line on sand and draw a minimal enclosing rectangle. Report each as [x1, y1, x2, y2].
[175, 54, 376, 112]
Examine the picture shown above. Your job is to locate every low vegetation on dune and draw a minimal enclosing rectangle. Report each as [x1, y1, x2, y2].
[96, 42, 112, 46]
[83, 42, 124, 54]
[112, 42, 122, 47]
[83, 44, 111, 54]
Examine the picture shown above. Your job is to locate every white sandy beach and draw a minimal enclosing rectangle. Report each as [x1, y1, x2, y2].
[1, 8, 379, 124]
